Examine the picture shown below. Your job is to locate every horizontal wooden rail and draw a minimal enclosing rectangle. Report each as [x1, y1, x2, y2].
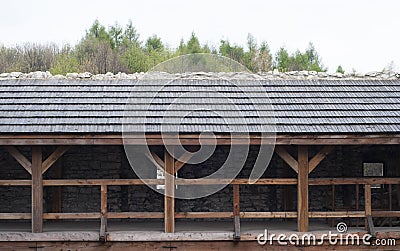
[1, 178, 400, 187]
[108, 212, 164, 219]
[3, 211, 399, 220]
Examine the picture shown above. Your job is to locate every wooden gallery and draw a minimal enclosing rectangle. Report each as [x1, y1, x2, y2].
[0, 74, 399, 250]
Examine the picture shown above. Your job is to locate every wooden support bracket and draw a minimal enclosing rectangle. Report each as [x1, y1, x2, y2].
[309, 146, 335, 173]
[275, 146, 298, 173]
[42, 146, 71, 174]
[147, 151, 193, 174]
[175, 152, 193, 173]
[4, 146, 32, 174]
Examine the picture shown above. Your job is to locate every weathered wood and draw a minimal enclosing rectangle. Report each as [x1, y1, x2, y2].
[174, 152, 193, 173]
[2, 177, 400, 187]
[366, 215, 376, 236]
[365, 184, 372, 216]
[274, 146, 298, 173]
[145, 152, 164, 170]
[0, 213, 32, 219]
[241, 212, 297, 218]
[41, 146, 70, 174]
[233, 184, 240, 240]
[364, 184, 374, 233]
[31, 146, 43, 233]
[100, 215, 107, 242]
[108, 212, 164, 219]
[309, 211, 365, 218]
[43, 179, 163, 186]
[1, 133, 400, 145]
[297, 145, 308, 232]
[309, 177, 400, 185]
[5, 210, 392, 220]
[175, 212, 232, 218]
[308, 146, 334, 173]
[43, 213, 101, 219]
[4, 146, 32, 174]
[371, 211, 400, 217]
[0, 180, 31, 186]
[7, 240, 392, 251]
[164, 148, 175, 233]
[100, 184, 107, 241]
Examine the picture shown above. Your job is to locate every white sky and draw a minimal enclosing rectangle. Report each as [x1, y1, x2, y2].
[1, 0, 399, 72]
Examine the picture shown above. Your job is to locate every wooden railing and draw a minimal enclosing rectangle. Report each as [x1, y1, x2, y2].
[0, 177, 399, 238]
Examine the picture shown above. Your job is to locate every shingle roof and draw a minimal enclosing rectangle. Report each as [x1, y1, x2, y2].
[0, 78, 399, 134]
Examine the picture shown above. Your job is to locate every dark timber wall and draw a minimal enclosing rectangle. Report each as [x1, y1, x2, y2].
[0, 145, 399, 223]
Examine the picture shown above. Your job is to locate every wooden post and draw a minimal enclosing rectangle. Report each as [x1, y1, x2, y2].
[164, 148, 175, 233]
[100, 184, 107, 241]
[233, 184, 240, 240]
[365, 184, 375, 235]
[31, 146, 43, 233]
[297, 145, 309, 232]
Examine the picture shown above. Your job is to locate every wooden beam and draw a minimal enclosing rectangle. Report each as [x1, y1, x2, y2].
[275, 146, 298, 173]
[31, 146, 43, 233]
[2, 177, 400, 187]
[365, 184, 372, 216]
[233, 184, 240, 240]
[175, 152, 193, 173]
[41, 146, 70, 174]
[100, 184, 107, 242]
[164, 148, 175, 233]
[1, 133, 400, 145]
[364, 184, 375, 235]
[108, 212, 164, 219]
[4, 146, 32, 174]
[145, 152, 164, 170]
[43, 212, 101, 219]
[308, 146, 334, 173]
[297, 145, 309, 232]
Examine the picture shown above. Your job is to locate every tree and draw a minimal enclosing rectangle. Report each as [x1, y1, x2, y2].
[336, 65, 345, 74]
[275, 47, 290, 72]
[49, 45, 80, 75]
[109, 22, 123, 49]
[146, 35, 164, 52]
[86, 20, 112, 44]
[304, 42, 325, 71]
[123, 19, 140, 45]
[176, 32, 210, 55]
[219, 40, 245, 65]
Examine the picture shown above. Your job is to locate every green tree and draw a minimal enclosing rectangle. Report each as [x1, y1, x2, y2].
[336, 65, 345, 74]
[109, 22, 123, 49]
[123, 19, 140, 45]
[49, 45, 80, 75]
[219, 40, 245, 64]
[304, 42, 325, 71]
[275, 47, 290, 72]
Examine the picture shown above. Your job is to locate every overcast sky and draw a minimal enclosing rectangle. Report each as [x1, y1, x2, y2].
[1, 0, 399, 72]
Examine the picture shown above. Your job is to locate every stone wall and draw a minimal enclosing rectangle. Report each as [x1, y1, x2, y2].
[0, 145, 399, 222]
[0, 70, 399, 80]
